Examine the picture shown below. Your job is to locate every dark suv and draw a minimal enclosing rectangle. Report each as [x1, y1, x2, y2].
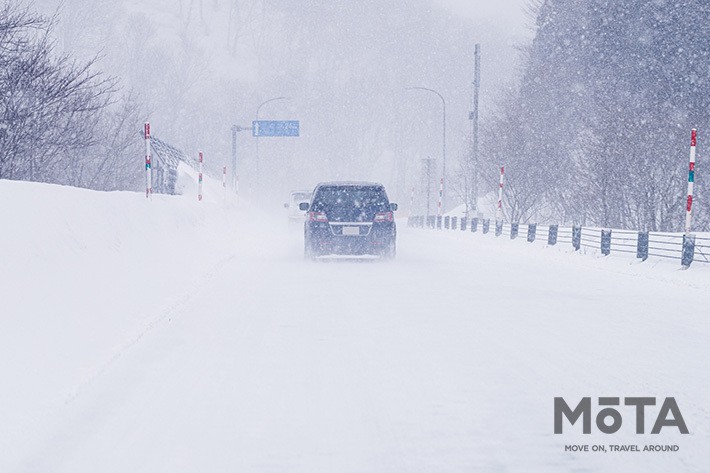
[300, 182, 397, 259]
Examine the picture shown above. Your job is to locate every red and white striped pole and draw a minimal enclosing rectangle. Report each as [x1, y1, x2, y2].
[144, 123, 152, 198]
[685, 129, 697, 234]
[437, 177, 443, 216]
[496, 165, 505, 222]
[222, 165, 227, 202]
[198, 152, 204, 202]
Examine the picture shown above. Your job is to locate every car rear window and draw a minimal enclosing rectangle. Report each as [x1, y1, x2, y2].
[311, 186, 389, 212]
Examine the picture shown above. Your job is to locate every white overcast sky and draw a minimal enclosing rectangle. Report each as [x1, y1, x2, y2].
[433, 0, 531, 32]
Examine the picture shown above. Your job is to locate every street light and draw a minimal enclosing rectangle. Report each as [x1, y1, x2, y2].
[406, 86, 446, 213]
[255, 96, 291, 201]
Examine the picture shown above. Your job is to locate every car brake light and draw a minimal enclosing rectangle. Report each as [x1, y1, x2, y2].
[309, 211, 328, 222]
[374, 211, 393, 222]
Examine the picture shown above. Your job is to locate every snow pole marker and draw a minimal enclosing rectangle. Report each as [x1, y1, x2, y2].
[222, 165, 227, 203]
[198, 152, 204, 202]
[144, 123, 152, 198]
[685, 129, 697, 234]
[438, 177, 443, 216]
[496, 165, 505, 223]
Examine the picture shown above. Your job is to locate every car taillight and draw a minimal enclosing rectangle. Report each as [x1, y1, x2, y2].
[309, 211, 328, 222]
[374, 211, 394, 222]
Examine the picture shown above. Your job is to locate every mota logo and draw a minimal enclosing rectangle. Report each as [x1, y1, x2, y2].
[554, 397, 689, 434]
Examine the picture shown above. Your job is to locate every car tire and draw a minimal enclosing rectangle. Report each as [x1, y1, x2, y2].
[382, 239, 396, 259]
[304, 236, 317, 260]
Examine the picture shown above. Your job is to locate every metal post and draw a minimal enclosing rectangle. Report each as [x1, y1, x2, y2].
[231, 125, 237, 192]
[548, 225, 558, 245]
[442, 98, 446, 212]
[422, 157, 435, 218]
[469, 43, 481, 214]
[144, 123, 152, 199]
[198, 151, 203, 201]
[255, 96, 290, 203]
[685, 129, 697, 234]
[407, 87, 446, 211]
[601, 229, 611, 255]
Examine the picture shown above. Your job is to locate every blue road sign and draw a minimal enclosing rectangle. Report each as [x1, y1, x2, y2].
[252, 120, 300, 137]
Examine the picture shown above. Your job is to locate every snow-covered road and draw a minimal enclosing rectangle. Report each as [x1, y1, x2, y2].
[3, 182, 710, 472]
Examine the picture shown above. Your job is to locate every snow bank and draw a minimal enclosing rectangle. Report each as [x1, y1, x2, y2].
[0, 176, 244, 468]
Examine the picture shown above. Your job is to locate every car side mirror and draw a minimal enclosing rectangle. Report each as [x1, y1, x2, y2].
[390, 203, 398, 211]
[299, 202, 310, 211]
[283, 203, 289, 208]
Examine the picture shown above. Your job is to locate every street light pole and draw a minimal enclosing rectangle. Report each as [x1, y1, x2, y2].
[406, 87, 446, 212]
[255, 96, 290, 201]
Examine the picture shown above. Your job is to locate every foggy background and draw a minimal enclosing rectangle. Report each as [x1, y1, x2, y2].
[29, 0, 531, 208]
[4, 0, 708, 231]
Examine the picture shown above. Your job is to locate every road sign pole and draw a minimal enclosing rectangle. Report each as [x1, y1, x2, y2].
[469, 43, 481, 215]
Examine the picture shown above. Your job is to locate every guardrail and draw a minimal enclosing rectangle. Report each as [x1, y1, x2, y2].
[406, 216, 710, 268]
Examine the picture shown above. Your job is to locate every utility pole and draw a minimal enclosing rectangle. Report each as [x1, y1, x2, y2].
[469, 43, 481, 217]
[422, 157, 436, 217]
[231, 124, 252, 199]
[406, 87, 446, 211]
[255, 96, 290, 203]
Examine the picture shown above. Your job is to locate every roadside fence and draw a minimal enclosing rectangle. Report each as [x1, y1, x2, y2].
[407, 216, 710, 268]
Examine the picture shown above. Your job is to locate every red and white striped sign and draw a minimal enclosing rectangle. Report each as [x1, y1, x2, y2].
[438, 178, 443, 216]
[496, 165, 505, 222]
[198, 152, 204, 202]
[144, 123, 152, 198]
[685, 129, 697, 234]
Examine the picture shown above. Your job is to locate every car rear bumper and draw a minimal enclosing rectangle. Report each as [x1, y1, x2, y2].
[306, 222, 395, 255]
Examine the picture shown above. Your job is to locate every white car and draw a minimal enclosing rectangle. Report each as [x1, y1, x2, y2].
[284, 190, 312, 225]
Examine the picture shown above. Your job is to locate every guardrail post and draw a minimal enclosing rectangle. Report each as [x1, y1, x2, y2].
[548, 225, 558, 245]
[637, 231, 649, 260]
[437, 216, 442, 229]
[482, 219, 490, 234]
[471, 218, 478, 233]
[461, 217, 467, 231]
[682, 234, 695, 268]
[444, 216, 450, 229]
[452, 216, 458, 230]
[510, 223, 519, 239]
[527, 223, 536, 243]
[495, 221, 503, 236]
[601, 229, 612, 255]
[572, 226, 582, 251]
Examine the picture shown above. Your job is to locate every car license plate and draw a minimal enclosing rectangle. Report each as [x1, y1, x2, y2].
[342, 226, 360, 236]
